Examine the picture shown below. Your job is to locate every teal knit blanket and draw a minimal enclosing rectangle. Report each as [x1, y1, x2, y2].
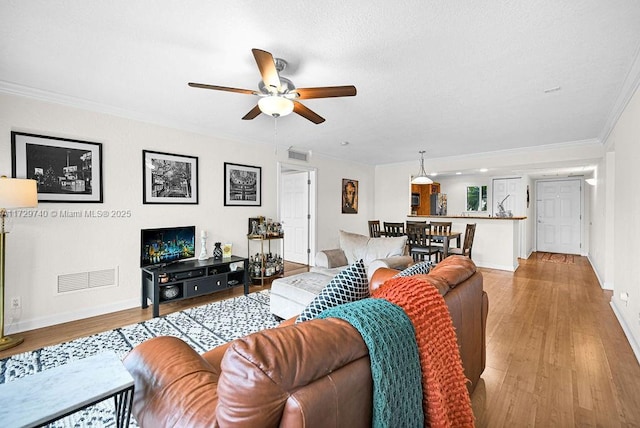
[318, 298, 424, 428]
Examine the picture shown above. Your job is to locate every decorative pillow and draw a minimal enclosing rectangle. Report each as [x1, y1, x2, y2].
[339, 230, 370, 265]
[393, 260, 434, 277]
[339, 230, 408, 266]
[363, 235, 407, 264]
[296, 260, 368, 323]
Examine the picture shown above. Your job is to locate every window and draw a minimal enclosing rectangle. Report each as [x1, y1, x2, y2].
[466, 185, 487, 211]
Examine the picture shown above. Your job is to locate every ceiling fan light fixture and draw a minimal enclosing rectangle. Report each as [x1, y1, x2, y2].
[258, 96, 294, 117]
[411, 150, 433, 185]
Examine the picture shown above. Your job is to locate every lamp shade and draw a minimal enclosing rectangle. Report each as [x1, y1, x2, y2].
[411, 175, 433, 185]
[258, 96, 294, 117]
[0, 177, 38, 209]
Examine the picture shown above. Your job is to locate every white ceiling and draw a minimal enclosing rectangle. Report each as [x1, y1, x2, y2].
[1, 1, 640, 169]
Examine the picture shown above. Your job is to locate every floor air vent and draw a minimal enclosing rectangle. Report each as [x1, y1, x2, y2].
[58, 268, 118, 293]
[288, 149, 308, 162]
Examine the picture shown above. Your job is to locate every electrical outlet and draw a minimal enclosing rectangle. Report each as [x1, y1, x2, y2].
[10, 297, 21, 309]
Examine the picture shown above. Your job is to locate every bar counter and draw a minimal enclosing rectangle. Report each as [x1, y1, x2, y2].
[407, 215, 528, 271]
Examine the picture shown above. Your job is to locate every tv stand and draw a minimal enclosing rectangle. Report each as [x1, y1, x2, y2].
[141, 256, 249, 317]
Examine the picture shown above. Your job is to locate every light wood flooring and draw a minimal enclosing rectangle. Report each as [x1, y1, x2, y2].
[2, 256, 640, 426]
[472, 253, 640, 427]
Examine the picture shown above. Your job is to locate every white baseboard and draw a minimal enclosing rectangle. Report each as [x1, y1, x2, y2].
[610, 300, 640, 365]
[586, 254, 613, 290]
[7, 298, 140, 334]
[474, 260, 518, 272]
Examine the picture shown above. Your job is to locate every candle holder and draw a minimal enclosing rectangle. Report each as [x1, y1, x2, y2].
[198, 231, 209, 260]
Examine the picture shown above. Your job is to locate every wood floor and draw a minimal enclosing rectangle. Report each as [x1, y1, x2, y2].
[472, 253, 640, 427]
[2, 256, 640, 426]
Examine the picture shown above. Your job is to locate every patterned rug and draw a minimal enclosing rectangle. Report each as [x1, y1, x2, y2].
[537, 252, 575, 264]
[0, 290, 278, 427]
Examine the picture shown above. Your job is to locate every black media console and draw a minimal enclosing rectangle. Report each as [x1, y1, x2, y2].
[141, 256, 249, 317]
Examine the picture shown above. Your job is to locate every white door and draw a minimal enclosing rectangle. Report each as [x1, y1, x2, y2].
[280, 170, 310, 264]
[492, 178, 522, 216]
[536, 179, 582, 254]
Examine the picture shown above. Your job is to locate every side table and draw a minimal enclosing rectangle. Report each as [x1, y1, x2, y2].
[0, 351, 134, 427]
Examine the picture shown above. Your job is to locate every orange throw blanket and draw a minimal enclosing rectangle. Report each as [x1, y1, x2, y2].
[373, 276, 475, 427]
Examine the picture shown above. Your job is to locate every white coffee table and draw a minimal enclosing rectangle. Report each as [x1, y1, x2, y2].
[0, 351, 134, 427]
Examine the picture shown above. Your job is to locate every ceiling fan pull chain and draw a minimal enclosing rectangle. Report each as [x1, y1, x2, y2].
[274, 116, 278, 155]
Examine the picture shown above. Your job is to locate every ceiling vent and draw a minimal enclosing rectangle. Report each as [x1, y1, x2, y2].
[288, 149, 309, 162]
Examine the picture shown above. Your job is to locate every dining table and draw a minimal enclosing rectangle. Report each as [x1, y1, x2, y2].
[428, 230, 462, 258]
[381, 225, 462, 258]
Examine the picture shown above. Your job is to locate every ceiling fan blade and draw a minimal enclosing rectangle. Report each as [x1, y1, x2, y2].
[252, 48, 281, 92]
[295, 86, 357, 99]
[188, 82, 256, 95]
[242, 105, 262, 120]
[294, 102, 325, 124]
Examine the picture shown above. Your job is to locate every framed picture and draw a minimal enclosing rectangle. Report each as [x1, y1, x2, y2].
[248, 216, 264, 235]
[143, 150, 198, 204]
[11, 132, 103, 203]
[224, 162, 261, 206]
[342, 178, 358, 214]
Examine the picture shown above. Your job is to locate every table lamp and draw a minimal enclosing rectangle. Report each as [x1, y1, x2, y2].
[0, 176, 37, 351]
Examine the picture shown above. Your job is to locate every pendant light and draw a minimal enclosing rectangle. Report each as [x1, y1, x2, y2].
[411, 151, 433, 184]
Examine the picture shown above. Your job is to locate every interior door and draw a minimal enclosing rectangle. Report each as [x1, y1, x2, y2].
[280, 170, 310, 264]
[536, 179, 582, 254]
[492, 178, 522, 216]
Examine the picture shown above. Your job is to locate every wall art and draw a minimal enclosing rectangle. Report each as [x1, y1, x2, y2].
[143, 150, 198, 204]
[11, 131, 103, 203]
[224, 162, 261, 206]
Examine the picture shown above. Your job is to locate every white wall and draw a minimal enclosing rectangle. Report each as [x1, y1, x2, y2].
[587, 156, 613, 289]
[432, 175, 492, 216]
[608, 83, 640, 361]
[0, 93, 374, 332]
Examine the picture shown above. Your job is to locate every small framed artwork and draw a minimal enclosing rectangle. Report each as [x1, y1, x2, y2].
[248, 216, 264, 235]
[342, 178, 358, 214]
[11, 132, 103, 203]
[224, 162, 261, 206]
[143, 150, 198, 204]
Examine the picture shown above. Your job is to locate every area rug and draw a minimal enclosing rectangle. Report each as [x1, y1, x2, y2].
[537, 252, 575, 264]
[0, 290, 278, 427]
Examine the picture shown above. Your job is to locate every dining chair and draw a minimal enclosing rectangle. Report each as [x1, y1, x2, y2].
[430, 221, 452, 261]
[383, 222, 405, 237]
[407, 223, 439, 262]
[448, 223, 476, 259]
[406, 220, 426, 230]
[368, 220, 381, 238]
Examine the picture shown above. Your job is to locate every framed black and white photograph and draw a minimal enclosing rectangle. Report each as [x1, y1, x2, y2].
[143, 150, 198, 204]
[224, 162, 261, 206]
[11, 132, 103, 203]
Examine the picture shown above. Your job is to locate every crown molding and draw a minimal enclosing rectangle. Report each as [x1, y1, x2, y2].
[599, 42, 640, 150]
[0, 80, 265, 147]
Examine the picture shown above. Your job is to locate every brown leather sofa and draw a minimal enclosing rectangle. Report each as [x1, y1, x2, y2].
[123, 256, 489, 427]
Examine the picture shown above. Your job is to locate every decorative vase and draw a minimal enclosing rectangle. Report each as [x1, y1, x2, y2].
[213, 242, 223, 261]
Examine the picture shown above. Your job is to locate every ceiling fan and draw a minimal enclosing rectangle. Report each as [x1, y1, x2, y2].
[188, 48, 357, 124]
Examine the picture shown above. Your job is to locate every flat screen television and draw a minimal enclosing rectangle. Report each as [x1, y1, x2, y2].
[140, 226, 196, 267]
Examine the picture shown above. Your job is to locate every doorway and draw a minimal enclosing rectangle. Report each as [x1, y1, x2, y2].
[536, 179, 582, 254]
[278, 163, 317, 266]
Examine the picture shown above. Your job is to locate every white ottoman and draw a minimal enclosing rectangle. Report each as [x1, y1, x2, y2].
[269, 272, 332, 320]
